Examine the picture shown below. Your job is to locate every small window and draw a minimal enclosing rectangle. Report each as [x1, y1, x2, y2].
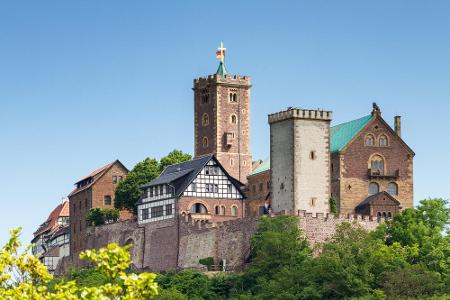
[112, 175, 118, 184]
[205, 183, 218, 193]
[280, 182, 285, 190]
[379, 135, 388, 147]
[365, 134, 375, 146]
[310, 151, 316, 160]
[202, 113, 209, 126]
[227, 184, 232, 193]
[160, 185, 164, 195]
[243, 160, 247, 166]
[369, 182, 379, 195]
[165, 204, 173, 216]
[202, 94, 209, 104]
[151, 206, 164, 218]
[233, 93, 237, 102]
[252, 185, 256, 193]
[310, 197, 316, 207]
[104, 195, 112, 205]
[150, 187, 154, 197]
[259, 183, 263, 191]
[220, 205, 226, 215]
[230, 158, 234, 166]
[215, 206, 220, 215]
[387, 212, 392, 218]
[155, 186, 159, 196]
[387, 182, 398, 196]
[231, 114, 237, 124]
[203, 137, 208, 148]
[191, 182, 197, 192]
[142, 208, 149, 220]
[377, 212, 382, 221]
[231, 206, 238, 217]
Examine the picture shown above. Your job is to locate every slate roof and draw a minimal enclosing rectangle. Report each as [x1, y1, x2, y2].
[355, 191, 401, 210]
[139, 154, 244, 202]
[330, 114, 373, 153]
[216, 61, 228, 76]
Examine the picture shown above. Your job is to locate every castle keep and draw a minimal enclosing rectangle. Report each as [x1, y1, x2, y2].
[32, 43, 415, 274]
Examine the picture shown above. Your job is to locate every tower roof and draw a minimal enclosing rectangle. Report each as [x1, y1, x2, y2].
[216, 61, 228, 76]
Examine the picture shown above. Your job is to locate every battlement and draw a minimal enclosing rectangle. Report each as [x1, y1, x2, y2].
[268, 107, 333, 123]
[277, 209, 383, 223]
[194, 74, 251, 87]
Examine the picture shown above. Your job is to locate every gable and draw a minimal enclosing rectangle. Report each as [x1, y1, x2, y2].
[183, 158, 244, 199]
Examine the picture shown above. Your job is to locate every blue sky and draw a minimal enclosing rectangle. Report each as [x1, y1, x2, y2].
[1, 1, 449, 246]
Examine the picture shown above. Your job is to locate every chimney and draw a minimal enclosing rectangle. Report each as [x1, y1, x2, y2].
[394, 116, 401, 137]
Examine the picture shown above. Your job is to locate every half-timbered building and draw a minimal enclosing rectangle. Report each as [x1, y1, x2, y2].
[137, 154, 245, 225]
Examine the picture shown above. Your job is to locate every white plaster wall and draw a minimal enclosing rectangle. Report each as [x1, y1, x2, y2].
[270, 120, 294, 212]
[293, 119, 330, 213]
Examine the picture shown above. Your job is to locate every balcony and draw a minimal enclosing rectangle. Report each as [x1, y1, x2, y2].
[224, 132, 235, 147]
[189, 213, 212, 221]
[368, 169, 400, 180]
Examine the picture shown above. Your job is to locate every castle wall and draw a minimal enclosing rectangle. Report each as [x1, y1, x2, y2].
[246, 170, 271, 216]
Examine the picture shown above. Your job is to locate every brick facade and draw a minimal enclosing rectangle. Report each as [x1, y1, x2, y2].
[333, 113, 414, 215]
[246, 170, 270, 216]
[193, 74, 252, 183]
[178, 196, 244, 222]
[69, 161, 130, 255]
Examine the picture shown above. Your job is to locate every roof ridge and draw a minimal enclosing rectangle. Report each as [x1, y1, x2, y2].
[331, 114, 372, 129]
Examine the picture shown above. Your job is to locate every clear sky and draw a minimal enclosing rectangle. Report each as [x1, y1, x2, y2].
[1, 1, 449, 246]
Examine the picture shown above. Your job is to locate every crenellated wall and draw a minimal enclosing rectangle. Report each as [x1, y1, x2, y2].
[56, 213, 382, 275]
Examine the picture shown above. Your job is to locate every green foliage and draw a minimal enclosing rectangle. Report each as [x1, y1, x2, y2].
[115, 150, 191, 214]
[159, 150, 192, 173]
[199, 257, 215, 271]
[86, 207, 120, 226]
[329, 196, 339, 215]
[0, 228, 159, 299]
[156, 270, 215, 300]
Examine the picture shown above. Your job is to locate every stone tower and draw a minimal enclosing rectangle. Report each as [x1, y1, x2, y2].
[193, 46, 252, 183]
[269, 108, 332, 214]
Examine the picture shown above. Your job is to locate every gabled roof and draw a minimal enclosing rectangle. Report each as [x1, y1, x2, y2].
[68, 160, 128, 197]
[139, 154, 245, 201]
[249, 156, 270, 176]
[33, 200, 70, 238]
[356, 191, 401, 210]
[330, 115, 373, 153]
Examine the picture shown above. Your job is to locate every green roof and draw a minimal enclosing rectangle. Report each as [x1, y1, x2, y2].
[249, 157, 270, 176]
[216, 61, 228, 76]
[330, 114, 373, 153]
[249, 115, 373, 175]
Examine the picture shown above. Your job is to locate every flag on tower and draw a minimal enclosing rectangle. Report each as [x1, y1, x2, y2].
[216, 50, 225, 59]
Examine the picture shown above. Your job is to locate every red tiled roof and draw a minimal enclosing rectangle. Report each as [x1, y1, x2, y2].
[68, 160, 120, 197]
[33, 200, 70, 237]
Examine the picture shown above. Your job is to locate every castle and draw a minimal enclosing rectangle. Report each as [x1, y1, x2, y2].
[32, 44, 415, 274]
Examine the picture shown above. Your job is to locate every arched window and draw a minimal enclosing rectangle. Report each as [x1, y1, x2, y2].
[215, 206, 220, 215]
[379, 135, 388, 147]
[387, 182, 398, 196]
[387, 212, 392, 219]
[202, 113, 209, 126]
[231, 114, 237, 124]
[233, 94, 237, 102]
[231, 206, 238, 217]
[202, 137, 208, 148]
[370, 155, 385, 175]
[220, 205, 226, 215]
[382, 212, 387, 219]
[190, 203, 208, 214]
[365, 134, 375, 146]
[377, 212, 382, 221]
[369, 182, 379, 195]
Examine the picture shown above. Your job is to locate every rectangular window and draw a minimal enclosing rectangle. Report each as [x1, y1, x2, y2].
[160, 185, 164, 195]
[165, 204, 173, 216]
[227, 184, 232, 193]
[142, 208, 149, 220]
[206, 183, 218, 193]
[191, 183, 197, 192]
[104, 195, 112, 205]
[112, 175, 118, 184]
[155, 186, 159, 196]
[151, 206, 164, 218]
[150, 187, 153, 197]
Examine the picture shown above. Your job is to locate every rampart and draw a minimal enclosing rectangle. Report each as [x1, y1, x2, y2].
[56, 212, 382, 275]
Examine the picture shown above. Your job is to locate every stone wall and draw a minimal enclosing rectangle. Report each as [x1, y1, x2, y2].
[57, 213, 382, 275]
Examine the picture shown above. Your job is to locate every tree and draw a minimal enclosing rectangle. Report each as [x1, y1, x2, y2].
[86, 208, 120, 226]
[115, 150, 192, 214]
[0, 228, 159, 299]
[115, 158, 160, 214]
[159, 150, 192, 173]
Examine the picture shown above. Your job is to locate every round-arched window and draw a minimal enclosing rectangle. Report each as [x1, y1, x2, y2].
[365, 134, 375, 146]
[202, 113, 209, 126]
[231, 114, 237, 124]
[387, 182, 398, 196]
[369, 182, 379, 195]
[190, 203, 208, 214]
[379, 135, 388, 147]
[370, 155, 385, 175]
[220, 205, 226, 215]
[202, 137, 208, 148]
[231, 206, 238, 217]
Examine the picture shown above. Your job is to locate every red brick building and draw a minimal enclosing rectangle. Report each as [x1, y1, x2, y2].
[68, 160, 130, 255]
[246, 104, 414, 218]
